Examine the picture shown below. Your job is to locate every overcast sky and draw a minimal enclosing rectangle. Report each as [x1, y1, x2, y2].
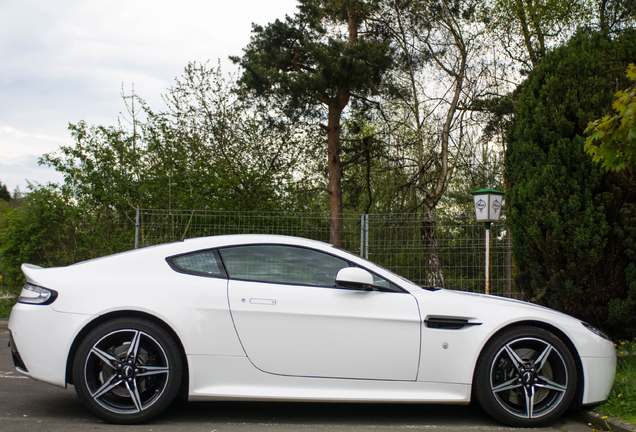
[0, 0, 299, 194]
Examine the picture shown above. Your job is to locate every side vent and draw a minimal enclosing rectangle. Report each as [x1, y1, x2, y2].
[425, 316, 482, 330]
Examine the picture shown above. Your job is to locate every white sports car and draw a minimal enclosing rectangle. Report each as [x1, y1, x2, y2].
[8, 234, 615, 426]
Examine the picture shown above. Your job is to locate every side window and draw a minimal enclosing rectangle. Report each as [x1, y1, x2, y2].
[218, 245, 349, 287]
[371, 273, 392, 290]
[168, 250, 225, 277]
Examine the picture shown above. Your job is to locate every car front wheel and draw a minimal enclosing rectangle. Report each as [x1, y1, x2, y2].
[73, 317, 183, 424]
[474, 326, 577, 427]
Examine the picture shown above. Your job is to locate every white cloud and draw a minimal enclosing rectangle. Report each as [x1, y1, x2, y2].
[0, 0, 299, 193]
[0, 125, 66, 144]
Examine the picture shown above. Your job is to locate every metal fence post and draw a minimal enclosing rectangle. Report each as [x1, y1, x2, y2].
[360, 214, 365, 257]
[365, 214, 369, 260]
[135, 207, 140, 249]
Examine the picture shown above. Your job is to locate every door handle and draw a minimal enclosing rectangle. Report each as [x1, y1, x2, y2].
[249, 298, 276, 305]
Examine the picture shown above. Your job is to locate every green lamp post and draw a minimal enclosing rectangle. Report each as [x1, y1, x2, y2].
[471, 188, 505, 295]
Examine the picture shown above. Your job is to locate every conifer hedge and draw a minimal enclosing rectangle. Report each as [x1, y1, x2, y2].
[506, 29, 636, 339]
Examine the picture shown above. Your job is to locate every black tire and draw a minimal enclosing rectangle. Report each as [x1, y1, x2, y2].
[72, 317, 183, 424]
[474, 326, 577, 427]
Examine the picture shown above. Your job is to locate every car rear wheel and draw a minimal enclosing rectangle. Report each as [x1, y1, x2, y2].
[474, 326, 577, 427]
[73, 317, 183, 424]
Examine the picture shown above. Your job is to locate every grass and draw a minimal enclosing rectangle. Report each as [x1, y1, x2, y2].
[0, 296, 16, 319]
[594, 338, 636, 425]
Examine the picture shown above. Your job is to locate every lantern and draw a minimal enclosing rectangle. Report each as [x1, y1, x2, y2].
[471, 188, 504, 294]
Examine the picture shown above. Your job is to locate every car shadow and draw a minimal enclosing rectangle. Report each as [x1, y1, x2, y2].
[161, 400, 495, 427]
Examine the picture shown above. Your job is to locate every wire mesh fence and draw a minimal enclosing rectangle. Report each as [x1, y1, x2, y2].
[137, 209, 518, 298]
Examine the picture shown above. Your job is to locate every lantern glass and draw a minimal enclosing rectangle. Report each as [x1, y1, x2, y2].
[489, 194, 502, 222]
[471, 189, 504, 223]
[473, 194, 490, 222]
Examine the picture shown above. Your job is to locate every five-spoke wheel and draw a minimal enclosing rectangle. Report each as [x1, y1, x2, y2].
[474, 326, 577, 427]
[73, 318, 183, 424]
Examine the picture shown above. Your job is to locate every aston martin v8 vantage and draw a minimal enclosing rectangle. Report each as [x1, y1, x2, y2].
[8, 234, 615, 426]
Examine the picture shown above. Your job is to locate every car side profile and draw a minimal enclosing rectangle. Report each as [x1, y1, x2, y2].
[8, 234, 616, 426]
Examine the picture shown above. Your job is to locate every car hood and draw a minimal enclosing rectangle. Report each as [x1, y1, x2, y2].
[431, 288, 559, 312]
[411, 287, 581, 329]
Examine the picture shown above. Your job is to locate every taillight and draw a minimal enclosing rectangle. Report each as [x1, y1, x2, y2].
[18, 283, 58, 305]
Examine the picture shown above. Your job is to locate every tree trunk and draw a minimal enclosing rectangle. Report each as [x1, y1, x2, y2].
[325, 1, 358, 248]
[327, 104, 344, 247]
[599, 0, 608, 32]
[515, 0, 539, 68]
[420, 209, 445, 288]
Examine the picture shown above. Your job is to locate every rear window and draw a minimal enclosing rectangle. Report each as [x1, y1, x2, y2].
[167, 249, 226, 278]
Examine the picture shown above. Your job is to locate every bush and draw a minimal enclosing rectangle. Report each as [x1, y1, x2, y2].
[0, 185, 135, 294]
[506, 29, 636, 339]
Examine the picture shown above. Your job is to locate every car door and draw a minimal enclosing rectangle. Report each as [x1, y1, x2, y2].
[221, 244, 421, 381]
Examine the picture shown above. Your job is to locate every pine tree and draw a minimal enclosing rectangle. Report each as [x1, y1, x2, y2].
[0, 181, 10, 203]
[231, 0, 393, 247]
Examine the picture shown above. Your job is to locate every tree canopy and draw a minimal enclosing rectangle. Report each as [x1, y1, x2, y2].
[0, 182, 10, 203]
[231, 0, 394, 246]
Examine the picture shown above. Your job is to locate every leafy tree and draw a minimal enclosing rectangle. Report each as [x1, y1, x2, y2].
[361, 0, 492, 286]
[41, 72, 313, 215]
[506, 28, 636, 337]
[0, 184, 112, 292]
[479, 0, 592, 71]
[479, 0, 635, 77]
[0, 181, 10, 202]
[597, 0, 636, 33]
[231, 0, 394, 247]
[585, 64, 636, 171]
[162, 62, 324, 213]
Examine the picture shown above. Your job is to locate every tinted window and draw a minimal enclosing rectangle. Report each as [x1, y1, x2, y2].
[219, 245, 349, 287]
[169, 250, 224, 277]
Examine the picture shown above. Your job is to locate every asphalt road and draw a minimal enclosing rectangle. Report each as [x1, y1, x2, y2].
[0, 331, 603, 432]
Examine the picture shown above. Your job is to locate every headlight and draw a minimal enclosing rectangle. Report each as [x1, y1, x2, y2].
[582, 322, 612, 342]
[18, 283, 58, 305]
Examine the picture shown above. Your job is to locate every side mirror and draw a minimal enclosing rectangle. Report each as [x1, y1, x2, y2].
[335, 267, 374, 290]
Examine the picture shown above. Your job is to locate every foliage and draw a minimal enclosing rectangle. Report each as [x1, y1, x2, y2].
[0, 68, 325, 292]
[506, 28, 636, 338]
[597, 0, 636, 34]
[479, 0, 593, 72]
[0, 298, 16, 319]
[163, 62, 325, 213]
[40, 70, 318, 215]
[594, 341, 636, 424]
[478, 0, 636, 76]
[231, 1, 392, 121]
[231, 0, 395, 246]
[0, 184, 129, 294]
[607, 263, 636, 336]
[585, 64, 636, 171]
[0, 181, 10, 202]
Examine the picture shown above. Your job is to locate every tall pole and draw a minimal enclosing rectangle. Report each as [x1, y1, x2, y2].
[485, 222, 491, 295]
[360, 214, 364, 257]
[365, 214, 369, 260]
[135, 207, 140, 249]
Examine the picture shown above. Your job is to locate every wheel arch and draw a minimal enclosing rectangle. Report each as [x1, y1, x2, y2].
[475, 320, 585, 405]
[65, 310, 189, 399]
